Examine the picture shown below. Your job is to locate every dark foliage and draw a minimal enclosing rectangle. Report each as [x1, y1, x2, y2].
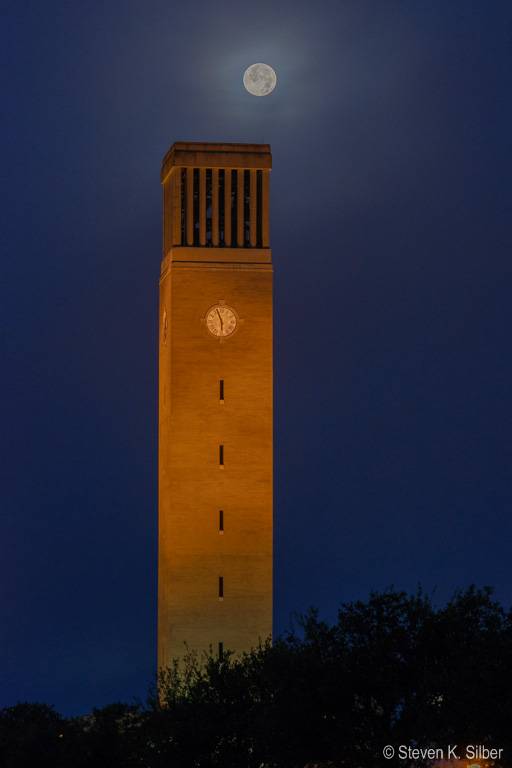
[2, 586, 511, 768]
[0, 701, 66, 768]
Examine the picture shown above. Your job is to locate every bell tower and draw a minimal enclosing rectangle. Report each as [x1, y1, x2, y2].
[158, 142, 273, 667]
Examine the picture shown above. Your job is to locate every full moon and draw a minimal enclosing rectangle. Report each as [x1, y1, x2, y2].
[243, 63, 277, 97]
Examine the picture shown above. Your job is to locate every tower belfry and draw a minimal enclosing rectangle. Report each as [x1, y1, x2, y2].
[158, 143, 273, 667]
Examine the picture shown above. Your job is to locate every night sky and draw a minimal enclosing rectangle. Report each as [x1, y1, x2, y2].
[2, 1, 511, 717]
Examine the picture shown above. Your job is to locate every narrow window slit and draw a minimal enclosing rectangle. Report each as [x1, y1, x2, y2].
[219, 379, 224, 402]
[219, 510, 224, 533]
[219, 642, 223, 659]
[219, 576, 224, 600]
[219, 445, 224, 468]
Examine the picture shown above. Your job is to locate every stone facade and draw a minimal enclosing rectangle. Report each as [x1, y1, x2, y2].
[158, 143, 273, 667]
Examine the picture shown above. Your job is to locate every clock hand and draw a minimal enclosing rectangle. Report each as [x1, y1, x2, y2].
[216, 308, 224, 329]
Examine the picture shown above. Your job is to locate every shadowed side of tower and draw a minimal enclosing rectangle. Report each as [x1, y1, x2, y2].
[158, 143, 273, 668]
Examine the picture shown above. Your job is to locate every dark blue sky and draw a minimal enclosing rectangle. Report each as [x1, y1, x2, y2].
[2, 0, 511, 716]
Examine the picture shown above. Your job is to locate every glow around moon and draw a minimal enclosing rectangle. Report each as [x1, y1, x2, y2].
[243, 63, 277, 97]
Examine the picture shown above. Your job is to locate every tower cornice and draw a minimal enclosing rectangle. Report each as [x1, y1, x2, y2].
[161, 142, 272, 183]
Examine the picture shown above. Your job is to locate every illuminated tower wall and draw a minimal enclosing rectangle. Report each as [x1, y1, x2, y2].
[158, 142, 273, 666]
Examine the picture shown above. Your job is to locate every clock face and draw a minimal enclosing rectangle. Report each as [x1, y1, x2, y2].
[206, 305, 237, 338]
[162, 308, 167, 344]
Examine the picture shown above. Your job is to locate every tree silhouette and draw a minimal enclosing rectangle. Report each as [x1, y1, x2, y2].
[2, 586, 511, 768]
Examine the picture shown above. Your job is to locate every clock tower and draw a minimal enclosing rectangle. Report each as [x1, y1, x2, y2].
[158, 142, 273, 667]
